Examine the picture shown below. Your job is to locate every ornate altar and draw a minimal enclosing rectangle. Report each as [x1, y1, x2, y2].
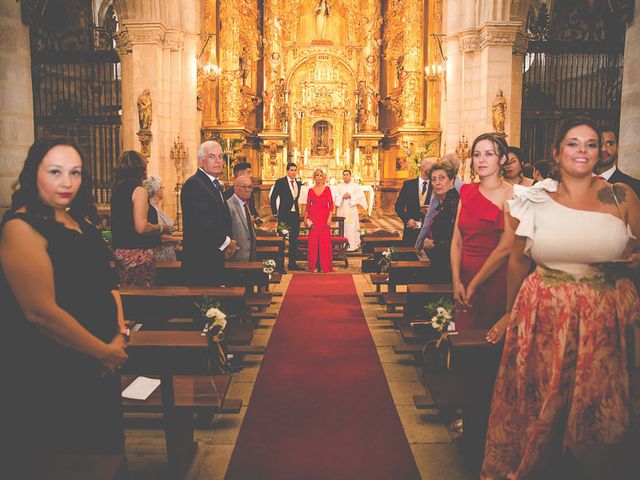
[198, 0, 443, 212]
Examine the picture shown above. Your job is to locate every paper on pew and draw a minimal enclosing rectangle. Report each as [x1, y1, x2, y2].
[122, 376, 161, 400]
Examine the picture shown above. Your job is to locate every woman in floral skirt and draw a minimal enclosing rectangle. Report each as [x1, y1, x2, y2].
[482, 117, 640, 478]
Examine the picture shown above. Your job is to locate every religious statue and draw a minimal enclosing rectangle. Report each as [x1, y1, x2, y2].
[364, 55, 378, 87]
[137, 89, 152, 132]
[492, 89, 507, 134]
[262, 89, 277, 128]
[315, 0, 330, 40]
[276, 78, 288, 130]
[239, 46, 251, 87]
[356, 80, 380, 131]
[269, 51, 281, 82]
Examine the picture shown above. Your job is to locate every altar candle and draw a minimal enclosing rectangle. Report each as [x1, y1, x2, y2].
[294, 148, 298, 163]
[304, 148, 309, 165]
[335, 148, 339, 166]
[346, 148, 350, 166]
[226, 138, 230, 150]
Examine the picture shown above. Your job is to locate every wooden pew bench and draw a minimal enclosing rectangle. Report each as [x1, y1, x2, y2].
[413, 330, 501, 474]
[122, 330, 242, 475]
[120, 286, 253, 345]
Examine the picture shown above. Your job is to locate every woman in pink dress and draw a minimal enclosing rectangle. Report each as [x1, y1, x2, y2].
[482, 118, 640, 479]
[450, 133, 514, 332]
[304, 169, 334, 273]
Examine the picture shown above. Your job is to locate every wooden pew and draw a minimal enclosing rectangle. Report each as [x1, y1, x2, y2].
[361, 234, 403, 254]
[122, 330, 242, 476]
[120, 286, 253, 344]
[413, 330, 501, 474]
[27, 454, 127, 480]
[395, 283, 453, 344]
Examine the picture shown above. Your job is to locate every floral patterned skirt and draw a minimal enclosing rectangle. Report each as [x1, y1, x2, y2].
[113, 248, 156, 287]
[481, 269, 639, 479]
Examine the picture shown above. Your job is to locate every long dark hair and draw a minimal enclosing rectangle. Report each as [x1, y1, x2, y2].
[2, 137, 96, 224]
[469, 133, 509, 181]
[112, 150, 147, 189]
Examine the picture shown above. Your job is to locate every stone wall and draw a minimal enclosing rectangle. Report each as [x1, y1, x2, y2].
[619, 0, 640, 178]
[0, 1, 34, 216]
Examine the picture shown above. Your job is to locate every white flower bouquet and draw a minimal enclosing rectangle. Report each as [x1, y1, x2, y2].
[378, 247, 397, 273]
[194, 296, 229, 336]
[263, 259, 277, 276]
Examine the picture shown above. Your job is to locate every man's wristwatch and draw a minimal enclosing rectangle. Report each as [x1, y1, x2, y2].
[119, 327, 130, 341]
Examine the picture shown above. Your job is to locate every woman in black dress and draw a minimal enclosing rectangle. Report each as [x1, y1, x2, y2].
[421, 161, 460, 283]
[111, 150, 164, 286]
[0, 138, 129, 460]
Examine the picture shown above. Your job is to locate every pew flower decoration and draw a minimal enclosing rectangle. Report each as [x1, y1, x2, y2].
[263, 259, 277, 277]
[378, 247, 398, 273]
[359, 227, 367, 244]
[422, 298, 456, 372]
[425, 298, 455, 335]
[195, 296, 228, 336]
[277, 221, 289, 238]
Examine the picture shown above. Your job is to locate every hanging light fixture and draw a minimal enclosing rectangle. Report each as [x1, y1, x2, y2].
[198, 33, 221, 82]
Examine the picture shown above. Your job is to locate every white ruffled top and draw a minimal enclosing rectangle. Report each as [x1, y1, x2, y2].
[507, 178, 635, 278]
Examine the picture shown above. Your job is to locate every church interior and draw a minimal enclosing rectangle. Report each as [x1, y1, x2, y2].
[1, 0, 640, 478]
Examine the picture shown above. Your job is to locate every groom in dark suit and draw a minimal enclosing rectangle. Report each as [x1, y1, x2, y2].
[597, 128, 640, 198]
[181, 140, 237, 285]
[394, 158, 435, 246]
[270, 162, 302, 270]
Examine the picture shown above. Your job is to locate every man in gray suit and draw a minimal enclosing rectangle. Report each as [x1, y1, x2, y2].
[226, 175, 257, 261]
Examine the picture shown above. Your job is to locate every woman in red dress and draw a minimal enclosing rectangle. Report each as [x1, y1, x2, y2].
[305, 169, 334, 272]
[450, 133, 514, 332]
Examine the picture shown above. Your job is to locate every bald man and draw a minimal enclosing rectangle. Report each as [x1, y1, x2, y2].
[394, 157, 436, 246]
[226, 175, 257, 261]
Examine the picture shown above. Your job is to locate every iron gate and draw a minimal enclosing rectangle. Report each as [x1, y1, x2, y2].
[28, 2, 121, 205]
[521, 2, 626, 163]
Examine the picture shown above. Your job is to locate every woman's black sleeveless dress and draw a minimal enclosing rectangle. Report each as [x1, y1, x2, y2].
[1, 212, 124, 456]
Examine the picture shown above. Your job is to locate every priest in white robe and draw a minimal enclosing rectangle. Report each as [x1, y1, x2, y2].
[333, 169, 368, 251]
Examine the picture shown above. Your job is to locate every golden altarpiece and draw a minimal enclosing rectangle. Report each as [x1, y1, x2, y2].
[198, 0, 443, 212]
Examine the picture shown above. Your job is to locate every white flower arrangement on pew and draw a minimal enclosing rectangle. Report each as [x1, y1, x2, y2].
[425, 298, 456, 338]
[378, 247, 397, 273]
[195, 296, 228, 337]
[277, 221, 289, 238]
[422, 298, 456, 371]
[263, 259, 277, 277]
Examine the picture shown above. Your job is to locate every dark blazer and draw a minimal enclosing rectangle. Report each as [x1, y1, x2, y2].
[270, 176, 302, 220]
[394, 177, 431, 245]
[224, 185, 258, 217]
[180, 169, 232, 285]
[608, 168, 640, 199]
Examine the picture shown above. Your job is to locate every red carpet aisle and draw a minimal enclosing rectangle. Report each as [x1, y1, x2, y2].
[225, 274, 420, 480]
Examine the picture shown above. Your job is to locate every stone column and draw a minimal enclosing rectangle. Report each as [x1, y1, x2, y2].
[116, 0, 200, 221]
[442, 5, 525, 150]
[0, 1, 34, 215]
[618, 0, 640, 178]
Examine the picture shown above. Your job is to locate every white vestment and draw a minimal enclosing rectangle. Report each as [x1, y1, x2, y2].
[333, 182, 368, 251]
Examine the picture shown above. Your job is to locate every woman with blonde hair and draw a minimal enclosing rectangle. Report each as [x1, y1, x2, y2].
[304, 168, 334, 272]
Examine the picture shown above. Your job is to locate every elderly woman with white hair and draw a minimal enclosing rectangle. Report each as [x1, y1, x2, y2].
[143, 175, 178, 263]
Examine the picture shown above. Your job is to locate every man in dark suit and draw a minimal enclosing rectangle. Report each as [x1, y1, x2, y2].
[394, 157, 435, 246]
[270, 162, 302, 270]
[181, 140, 237, 285]
[597, 128, 640, 198]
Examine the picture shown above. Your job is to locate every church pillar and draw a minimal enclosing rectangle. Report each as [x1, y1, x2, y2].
[619, 0, 640, 178]
[0, 1, 34, 215]
[442, 0, 526, 154]
[116, 0, 200, 221]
